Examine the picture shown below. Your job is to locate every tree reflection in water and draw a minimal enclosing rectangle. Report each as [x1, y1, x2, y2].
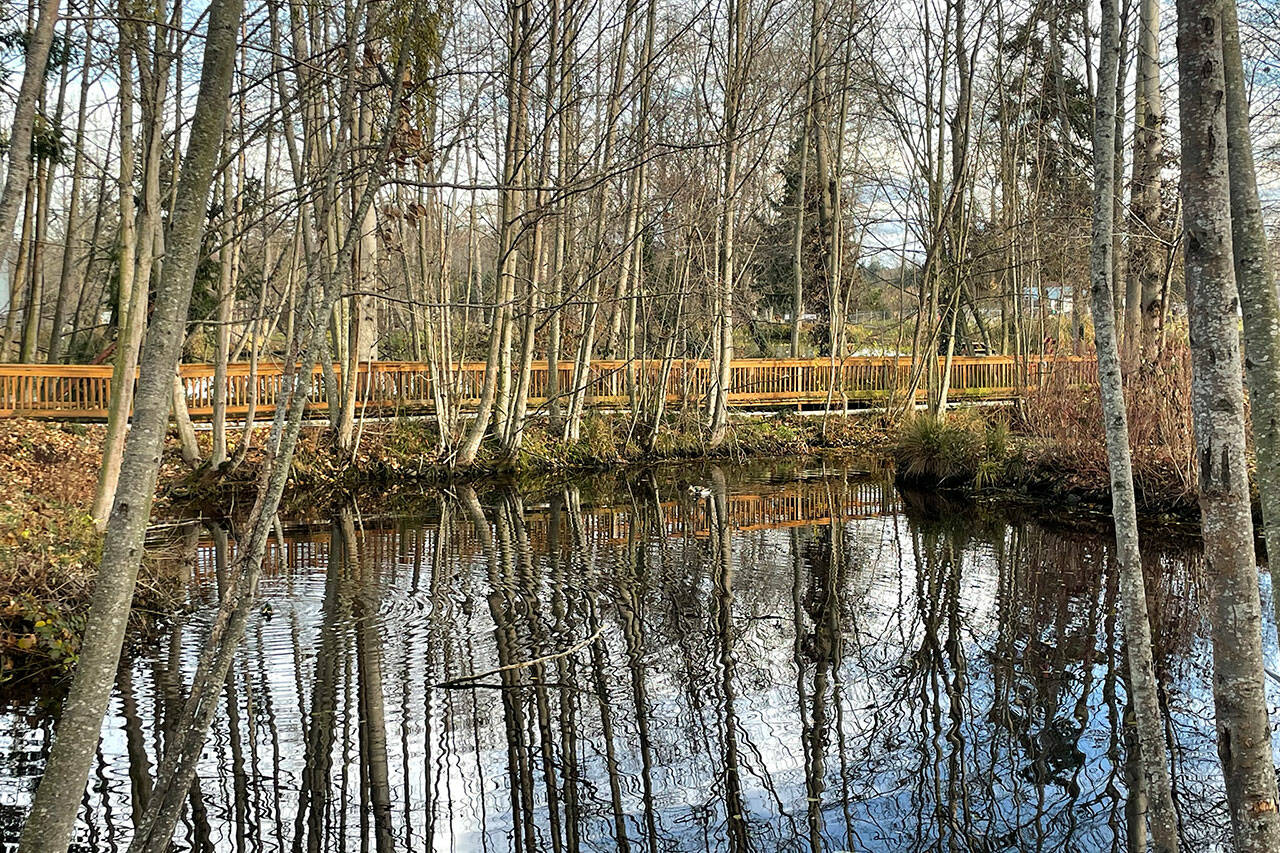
[0, 461, 1258, 851]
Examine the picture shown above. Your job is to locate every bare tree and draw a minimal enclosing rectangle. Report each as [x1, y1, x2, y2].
[709, 0, 748, 446]
[1175, 1, 1280, 848]
[0, 0, 62, 316]
[1087, 0, 1178, 847]
[46, 10, 96, 363]
[1126, 0, 1164, 353]
[16, 0, 244, 844]
[1222, 0, 1280, 638]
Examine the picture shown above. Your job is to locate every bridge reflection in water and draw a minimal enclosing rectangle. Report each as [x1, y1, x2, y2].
[0, 355, 1095, 419]
[193, 477, 901, 575]
[2, 463, 1232, 852]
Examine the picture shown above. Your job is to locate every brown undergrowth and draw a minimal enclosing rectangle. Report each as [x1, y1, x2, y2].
[1018, 343, 1197, 506]
[201, 409, 894, 498]
[888, 344, 1208, 518]
[0, 420, 185, 682]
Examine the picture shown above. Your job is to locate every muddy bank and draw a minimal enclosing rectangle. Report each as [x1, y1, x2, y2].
[184, 411, 894, 498]
[0, 421, 187, 685]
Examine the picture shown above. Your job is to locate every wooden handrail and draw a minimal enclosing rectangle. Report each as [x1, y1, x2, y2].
[0, 355, 1097, 420]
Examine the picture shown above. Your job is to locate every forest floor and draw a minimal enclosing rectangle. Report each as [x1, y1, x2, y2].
[0, 405, 1210, 681]
[0, 420, 186, 688]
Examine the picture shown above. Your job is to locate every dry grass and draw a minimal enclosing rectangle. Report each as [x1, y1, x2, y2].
[247, 410, 892, 491]
[894, 409, 1010, 488]
[1019, 342, 1197, 502]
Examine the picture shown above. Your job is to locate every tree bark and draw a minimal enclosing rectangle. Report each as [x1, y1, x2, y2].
[562, 0, 637, 443]
[1089, 1, 1179, 848]
[47, 12, 95, 363]
[90, 21, 141, 526]
[1221, 0, 1280, 639]
[455, 0, 527, 466]
[211, 167, 235, 467]
[1, 178, 35, 360]
[1128, 0, 1164, 353]
[16, 0, 243, 845]
[1174, 2, 1280, 848]
[0, 0, 62, 300]
[709, 0, 746, 447]
[19, 154, 52, 362]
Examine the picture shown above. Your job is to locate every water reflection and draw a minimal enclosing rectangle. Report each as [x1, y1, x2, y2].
[0, 462, 1254, 851]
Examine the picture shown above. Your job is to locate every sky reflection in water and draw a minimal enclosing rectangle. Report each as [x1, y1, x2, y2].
[1, 459, 1271, 852]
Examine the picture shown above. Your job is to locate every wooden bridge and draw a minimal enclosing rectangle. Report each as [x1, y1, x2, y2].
[0, 355, 1094, 420]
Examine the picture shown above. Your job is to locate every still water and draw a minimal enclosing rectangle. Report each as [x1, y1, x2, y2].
[0, 460, 1273, 852]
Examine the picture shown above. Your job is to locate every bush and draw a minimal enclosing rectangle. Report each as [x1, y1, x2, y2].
[1019, 340, 1196, 500]
[894, 411, 1009, 488]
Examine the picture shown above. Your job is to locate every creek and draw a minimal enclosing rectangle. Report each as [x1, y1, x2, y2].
[1, 459, 1268, 851]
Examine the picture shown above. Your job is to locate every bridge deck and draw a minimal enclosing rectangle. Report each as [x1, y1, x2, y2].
[0, 355, 1094, 420]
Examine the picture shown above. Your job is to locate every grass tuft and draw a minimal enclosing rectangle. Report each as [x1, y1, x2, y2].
[894, 411, 1010, 488]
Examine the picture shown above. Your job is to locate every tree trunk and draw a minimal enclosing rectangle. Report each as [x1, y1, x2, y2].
[0, 0, 61, 294]
[1221, 0, 1280, 641]
[211, 167, 234, 467]
[709, 0, 745, 447]
[19, 155, 52, 362]
[790, 113, 809, 358]
[1089, 1, 1179, 847]
[16, 0, 243, 845]
[1128, 0, 1164, 354]
[90, 22, 142, 526]
[47, 13, 95, 363]
[563, 0, 637, 442]
[122, 19, 415, 851]
[1, 178, 35, 360]
[1174, 2, 1280, 847]
[455, 0, 526, 467]
[171, 371, 201, 466]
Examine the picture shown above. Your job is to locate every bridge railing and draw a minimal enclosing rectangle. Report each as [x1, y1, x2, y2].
[0, 355, 1096, 420]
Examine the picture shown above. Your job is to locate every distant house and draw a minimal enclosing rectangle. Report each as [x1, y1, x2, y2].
[781, 311, 821, 323]
[1022, 284, 1073, 315]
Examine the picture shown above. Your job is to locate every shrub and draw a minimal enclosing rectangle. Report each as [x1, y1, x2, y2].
[894, 411, 1008, 487]
[1019, 339, 1196, 500]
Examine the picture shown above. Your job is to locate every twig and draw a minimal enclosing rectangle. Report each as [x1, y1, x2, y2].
[432, 625, 604, 689]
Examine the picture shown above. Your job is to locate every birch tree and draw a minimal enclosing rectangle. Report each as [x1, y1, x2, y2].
[709, 0, 748, 446]
[1126, 0, 1164, 353]
[1174, 2, 1280, 848]
[0, 0, 62, 313]
[1086, 1, 1178, 847]
[1221, 0, 1280, 637]
[16, 0, 244, 845]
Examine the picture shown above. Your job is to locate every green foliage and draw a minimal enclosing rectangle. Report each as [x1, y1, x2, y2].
[729, 415, 806, 454]
[0, 27, 78, 77]
[894, 412, 1010, 488]
[30, 114, 66, 163]
[1, 596, 85, 673]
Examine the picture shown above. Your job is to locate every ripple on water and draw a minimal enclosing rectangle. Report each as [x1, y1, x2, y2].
[0, 463, 1259, 852]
